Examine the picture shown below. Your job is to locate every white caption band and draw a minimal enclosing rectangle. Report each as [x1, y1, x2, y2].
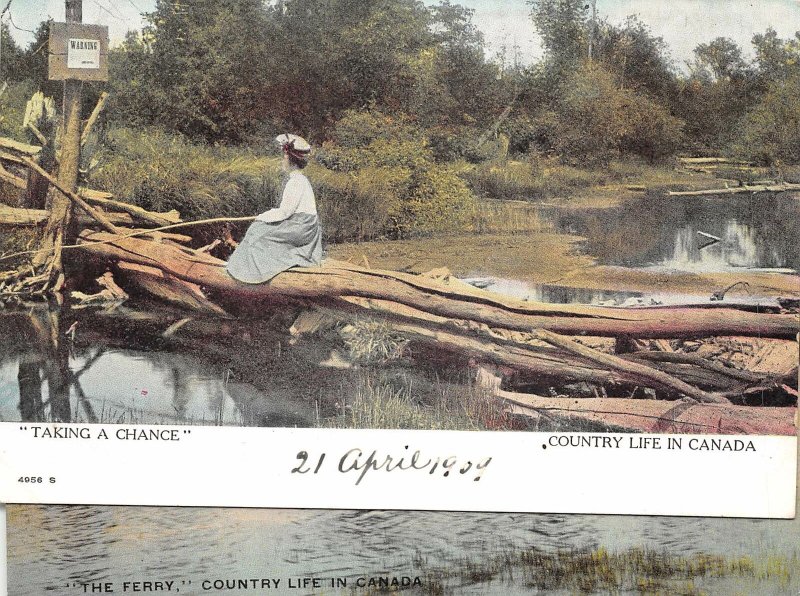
[0, 423, 795, 518]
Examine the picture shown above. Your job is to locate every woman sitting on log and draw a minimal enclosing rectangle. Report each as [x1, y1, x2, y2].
[226, 134, 323, 283]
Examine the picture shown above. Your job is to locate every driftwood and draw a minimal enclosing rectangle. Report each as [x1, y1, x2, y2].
[503, 394, 796, 435]
[0, 203, 185, 230]
[0, 163, 27, 190]
[71, 271, 129, 305]
[669, 183, 800, 196]
[475, 367, 794, 434]
[0, 137, 41, 156]
[0, 204, 140, 227]
[479, 361, 785, 432]
[677, 157, 750, 165]
[81, 92, 109, 146]
[534, 329, 729, 403]
[117, 262, 229, 317]
[22, 157, 120, 235]
[81, 189, 182, 226]
[0, 160, 183, 228]
[623, 351, 766, 384]
[77, 230, 800, 340]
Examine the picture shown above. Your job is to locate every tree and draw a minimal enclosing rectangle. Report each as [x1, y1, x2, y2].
[594, 16, 677, 102]
[528, 0, 588, 66]
[109, 0, 277, 143]
[0, 21, 25, 82]
[752, 27, 800, 82]
[676, 37, 761, 152]
[548, 64, 682, 164]
[734, 72, 800, 165]
[692, 37, 749, 82]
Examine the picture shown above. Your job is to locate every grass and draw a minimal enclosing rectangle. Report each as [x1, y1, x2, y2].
[339, 320, 409, 364]
[318, 369, 518, 431]
[463, 157, 616, 202]
[412, 546, 798, 595]
[468, 198, 547, 234]
[90, 127, 280, 221]
[462, 156, 709, 209]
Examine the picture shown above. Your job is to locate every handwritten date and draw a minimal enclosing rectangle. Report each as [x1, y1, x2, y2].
[292, 446, 491, 485]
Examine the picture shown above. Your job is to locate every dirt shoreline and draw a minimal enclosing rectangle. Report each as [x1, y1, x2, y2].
[328, 233, 799, 299]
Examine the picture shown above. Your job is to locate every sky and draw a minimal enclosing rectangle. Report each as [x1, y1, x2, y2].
[3, 0, 800, 69]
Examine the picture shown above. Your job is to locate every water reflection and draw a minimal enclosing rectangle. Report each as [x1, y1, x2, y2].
[0, 305, 354, 427]
[544, 193, 800, 271]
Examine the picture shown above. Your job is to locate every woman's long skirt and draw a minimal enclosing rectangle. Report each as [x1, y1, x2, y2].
[226, 213, 323, 284]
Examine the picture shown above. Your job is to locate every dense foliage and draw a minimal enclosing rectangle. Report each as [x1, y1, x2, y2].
[2, 0, 799, 239]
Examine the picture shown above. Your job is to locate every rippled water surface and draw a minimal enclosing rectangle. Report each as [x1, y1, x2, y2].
[7, 504, 800, 595]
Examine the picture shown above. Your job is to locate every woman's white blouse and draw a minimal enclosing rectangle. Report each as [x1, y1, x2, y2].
[256, 171, 317, 223]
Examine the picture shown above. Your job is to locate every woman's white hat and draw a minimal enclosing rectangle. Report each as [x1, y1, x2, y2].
[275, 133, 311, 156]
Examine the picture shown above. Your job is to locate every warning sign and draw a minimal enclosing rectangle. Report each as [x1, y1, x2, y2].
[67, 38, 101, 69]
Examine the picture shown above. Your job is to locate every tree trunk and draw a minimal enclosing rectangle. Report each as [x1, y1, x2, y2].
[77, 230, 800, 340]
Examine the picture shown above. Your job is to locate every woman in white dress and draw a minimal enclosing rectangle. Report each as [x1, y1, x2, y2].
[226, 134, 323, 283]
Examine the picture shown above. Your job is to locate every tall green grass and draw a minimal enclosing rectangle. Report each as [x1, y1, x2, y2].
[89, 127, 281, 221]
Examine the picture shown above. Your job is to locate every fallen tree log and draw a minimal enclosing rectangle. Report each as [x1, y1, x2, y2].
[534, 329, 728, 403]
[0, 153, 182, 227]
[77, 231, 800, 340]
[669, 183, 800, 196]
[0, 204, 138, 227]
[623, 351, 767, 383]
[117, 262, 228, 317]
[80, 189, 182, 226]
[677, 157, 751, 165]
[0, 163, 27, 190]
[325, 297, 772, 397]
[0, 137, 41, 156]
[502, 394, 796, 435]
[71, 271, 129, 305]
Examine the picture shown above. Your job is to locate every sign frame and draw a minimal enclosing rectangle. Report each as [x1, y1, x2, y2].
[48, 22, 109, 82]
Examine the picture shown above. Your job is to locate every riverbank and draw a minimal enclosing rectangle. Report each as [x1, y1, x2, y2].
[327, 234, 799, 299]
[328, 161, 799, 300]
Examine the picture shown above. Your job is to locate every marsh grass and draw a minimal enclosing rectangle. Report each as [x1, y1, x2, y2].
[89, 127, 281, 230]
[412, 546, 797, 595]
[339, 320, 409, 364]
[468, 198, 546, 234]
[464, 157, 682, 203]
[319, 369, 516, 431]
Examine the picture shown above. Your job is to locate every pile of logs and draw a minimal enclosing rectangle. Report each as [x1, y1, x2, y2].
[673, 156, 800, 196]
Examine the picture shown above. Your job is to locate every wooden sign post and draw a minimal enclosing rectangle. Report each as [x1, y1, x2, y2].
[34, 0, 108, 290]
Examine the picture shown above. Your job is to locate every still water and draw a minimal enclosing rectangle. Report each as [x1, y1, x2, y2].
[3, 304, 798, 594]
[543, 193, 800, 272]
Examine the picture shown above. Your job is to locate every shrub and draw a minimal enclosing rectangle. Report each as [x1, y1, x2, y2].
[464, 159, 544, 200]
[732, 72, 800, 165]
[427, 125, 508, 163]
[543, 63, 683, 164]
[0, 81, 36, 142]
[313, 109, 476, 239]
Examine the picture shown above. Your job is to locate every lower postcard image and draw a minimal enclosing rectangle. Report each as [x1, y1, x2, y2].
[6, 502, 800, 595]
